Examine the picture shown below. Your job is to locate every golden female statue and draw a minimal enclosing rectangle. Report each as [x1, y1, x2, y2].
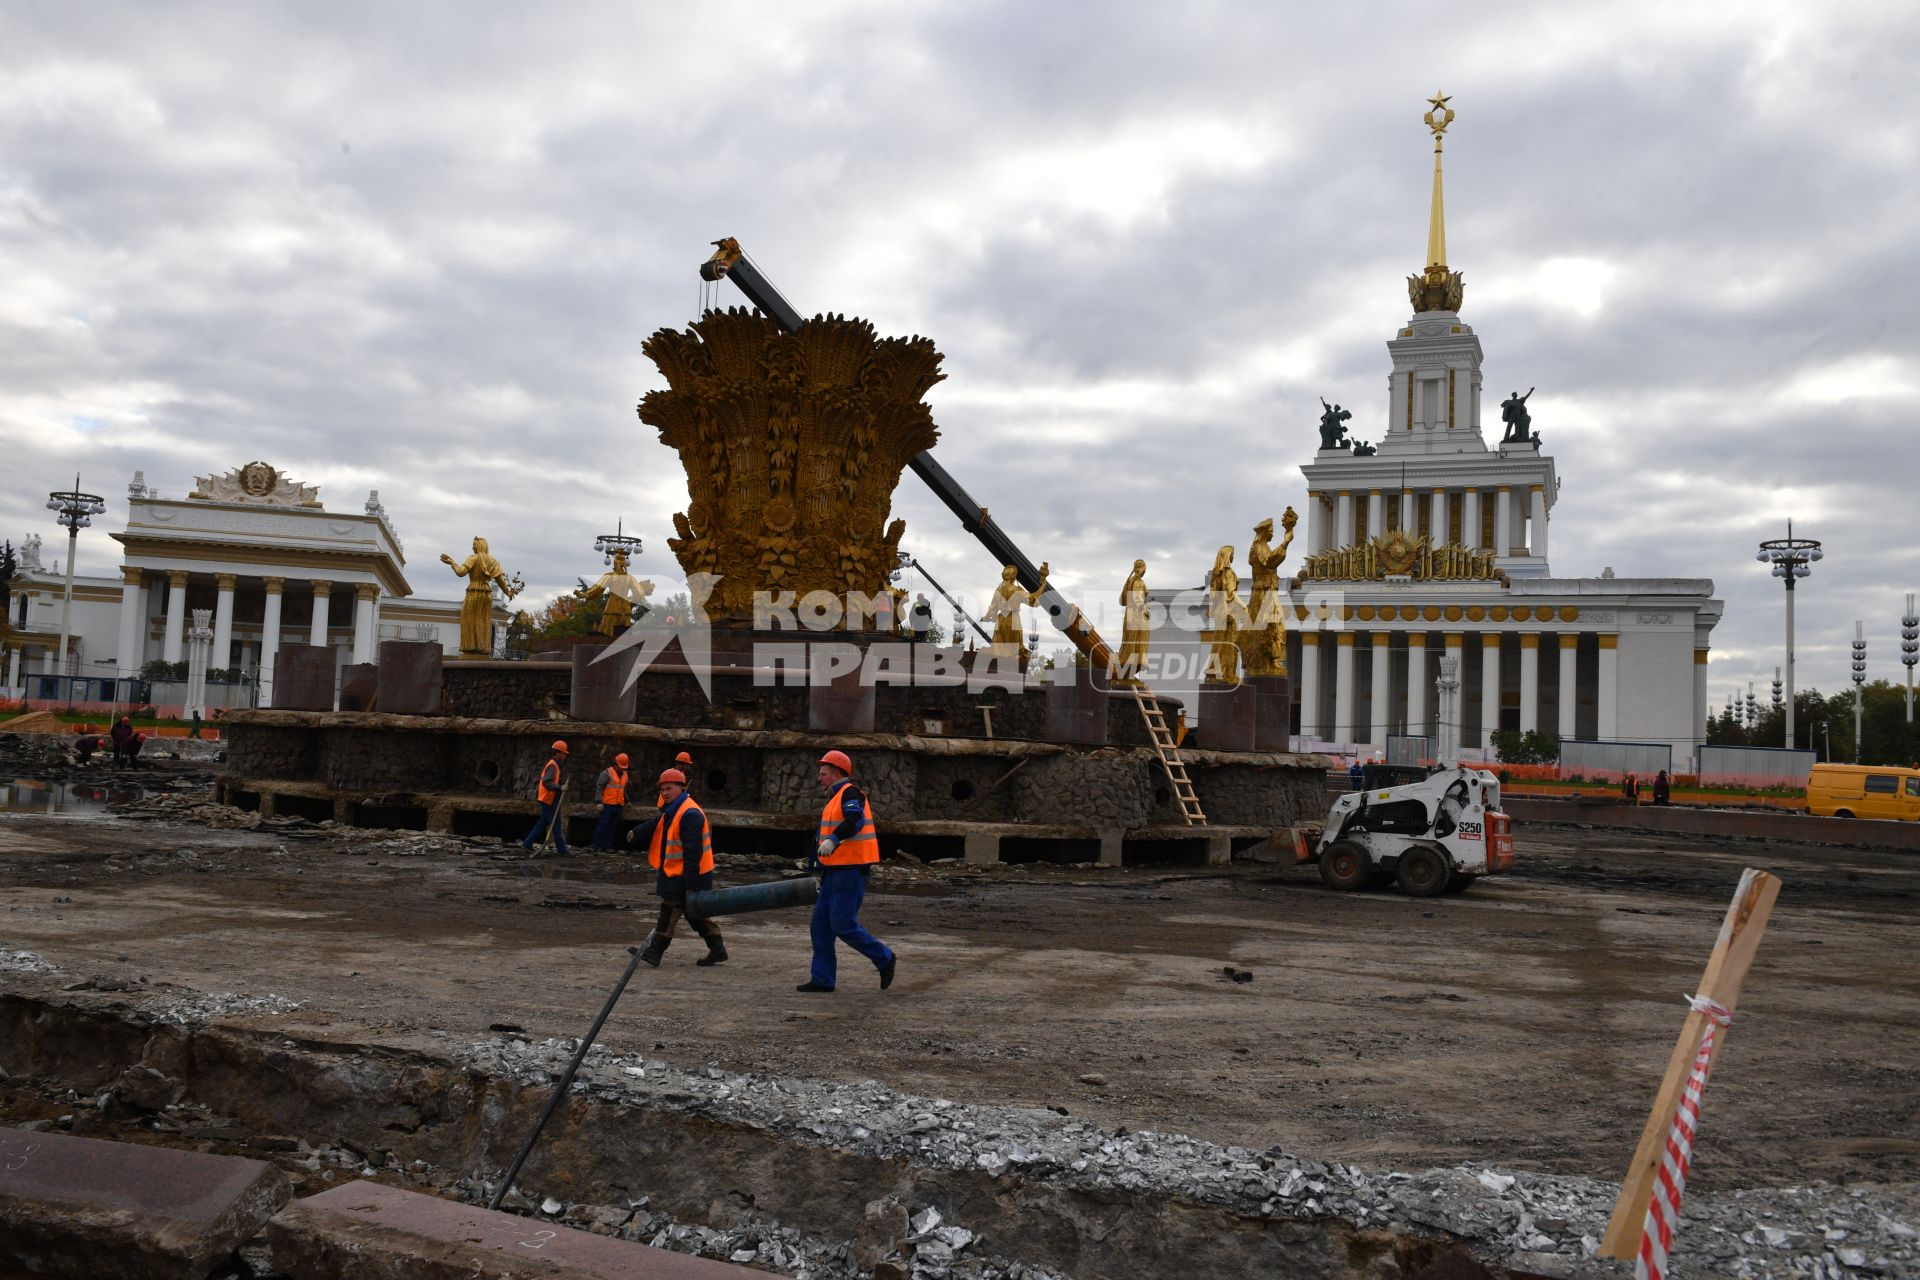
[574, 549, 656, 636]
[1205, 545, 1243, 685]
[440, 537, 519, 657]
[1114, 559, 1151, 685]
[983, 562, 1048, 656]
[1242, 508, 1297, 677]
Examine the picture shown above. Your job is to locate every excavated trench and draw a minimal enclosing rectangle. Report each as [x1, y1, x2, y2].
[0, 991, 1519, 1280]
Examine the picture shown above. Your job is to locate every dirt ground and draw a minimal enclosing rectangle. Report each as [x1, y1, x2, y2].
[2, 774, 1916, 1199]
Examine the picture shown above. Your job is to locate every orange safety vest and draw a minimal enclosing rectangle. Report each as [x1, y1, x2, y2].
[601, 766, 628, 806]
[817, 781, 879, 866]
[538, 758, 564, 805]
[649, 796, 713, 878]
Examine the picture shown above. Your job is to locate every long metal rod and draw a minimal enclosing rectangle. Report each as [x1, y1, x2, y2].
[488, 946, 644, 1211]
[904, 556, 991, 644]
[1783, 576, 1795, 749]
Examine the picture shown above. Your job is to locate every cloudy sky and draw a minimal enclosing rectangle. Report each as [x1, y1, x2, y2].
[4, 1, 1916, 700]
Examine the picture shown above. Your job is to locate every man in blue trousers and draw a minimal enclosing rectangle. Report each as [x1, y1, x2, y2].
[520, 739, 570, 854]
[796, 750, 895, 993]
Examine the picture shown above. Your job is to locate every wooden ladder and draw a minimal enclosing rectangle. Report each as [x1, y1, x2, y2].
[1131, 685, 1207, 827]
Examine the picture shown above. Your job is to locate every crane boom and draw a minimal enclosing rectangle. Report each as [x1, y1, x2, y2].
[699, 239, 1114, 670]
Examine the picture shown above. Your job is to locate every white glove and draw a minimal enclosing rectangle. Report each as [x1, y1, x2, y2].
[816, 838, 836, 859]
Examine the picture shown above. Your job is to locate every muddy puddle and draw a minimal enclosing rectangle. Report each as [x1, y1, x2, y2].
[0, 779, 144, 817]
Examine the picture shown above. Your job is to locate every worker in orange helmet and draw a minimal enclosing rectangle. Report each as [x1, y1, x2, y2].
[520, 740, 571, 854]
[658, 750, 695, 809]
[626, 767, 725, 967]
[590, 751, 631, 851]
[796, 750, 895, 993]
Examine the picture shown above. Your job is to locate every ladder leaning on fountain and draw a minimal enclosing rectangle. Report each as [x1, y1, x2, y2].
[1129, 685, 1207, 827]
[698, 238, 1115, 673]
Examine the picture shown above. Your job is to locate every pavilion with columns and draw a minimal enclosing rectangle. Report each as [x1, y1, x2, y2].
[5, 463, 482, 709]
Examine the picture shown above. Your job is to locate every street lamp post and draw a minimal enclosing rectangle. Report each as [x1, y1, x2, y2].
[1902, 593, 1917, 724]
[591, 520, 643, 566]
[1757, 523, 1822, 750]
[44, 475, 107, 695]
[1851, 621, 1867, 763]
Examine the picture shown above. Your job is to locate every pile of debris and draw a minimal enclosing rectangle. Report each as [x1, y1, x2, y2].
[456, 1034, 1918, 1279]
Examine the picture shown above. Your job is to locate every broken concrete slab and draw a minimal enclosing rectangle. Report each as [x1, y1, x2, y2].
[0, 1126, 289, 1279]
[266, 1180, 761, 1279]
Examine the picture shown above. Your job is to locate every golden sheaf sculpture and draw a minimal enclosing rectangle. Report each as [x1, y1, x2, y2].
[637, 309, 943, 624]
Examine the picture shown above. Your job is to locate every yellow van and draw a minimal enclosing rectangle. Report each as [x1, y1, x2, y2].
[1806, 764, 1920, 821]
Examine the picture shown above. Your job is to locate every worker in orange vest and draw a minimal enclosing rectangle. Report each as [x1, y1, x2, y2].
[590, 752, 631, 851]
[796, 750, 895, 993]
[520, 740, 570, 854]
[658, 750, 694, 809]
[627, 768, 725, 967]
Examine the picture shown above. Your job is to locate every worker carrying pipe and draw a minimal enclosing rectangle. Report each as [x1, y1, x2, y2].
[625, 768, 727, 967]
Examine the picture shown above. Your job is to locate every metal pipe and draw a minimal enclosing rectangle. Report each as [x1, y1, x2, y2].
[685, 875, 819, 920]
[903, 556, 991, 644]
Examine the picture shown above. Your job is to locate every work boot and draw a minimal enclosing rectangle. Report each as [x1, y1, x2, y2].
[795, 981, 833, 993]
[878, 956, 896, 990]
[636, 933, 669, 968]
[695, 937, 728, 967]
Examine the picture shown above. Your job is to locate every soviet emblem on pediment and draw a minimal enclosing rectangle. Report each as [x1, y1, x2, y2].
[189, 461, 324, 508]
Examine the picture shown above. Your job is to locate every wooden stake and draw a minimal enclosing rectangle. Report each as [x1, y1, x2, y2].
[1598, 867, 1780, 1260]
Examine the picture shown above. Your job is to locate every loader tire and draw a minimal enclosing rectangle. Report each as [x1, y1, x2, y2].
[1319, 840, 1371, 891]
[1395, 844, 1450, 898]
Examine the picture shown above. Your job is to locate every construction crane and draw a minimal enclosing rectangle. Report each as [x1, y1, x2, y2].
[698, 238, 1114, 672]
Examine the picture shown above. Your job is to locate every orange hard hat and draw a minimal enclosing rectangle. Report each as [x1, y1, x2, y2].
[615, 753, 629, 767]
[551, 740, 569, 754]
[674, 750, 693, 764]
[819, 749, 853, 775]
[658, 768, 686, 786]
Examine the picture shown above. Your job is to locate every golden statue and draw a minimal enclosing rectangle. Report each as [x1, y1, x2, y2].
[984, 562, 1048, 657]
[638, 310, 940, 624]
[440, 537, 520, 657]
[1241, 509, 1297, 678]
[574, 549, 656, 637]
[1204, 546, 1243, 686]
[1114, 559, 1151, 686]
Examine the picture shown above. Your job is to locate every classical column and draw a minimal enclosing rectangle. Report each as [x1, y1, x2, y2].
[1430, 488, 1449, 543]
[162, 569, 189, 663]
[1298, 632, 1322, 740]
[308, 580, 332, 647]
[1444, 632, 1465, 746]
[5, 643, 20, 693]
[115, 567, 145, 680]
[1597, 634, 1620, 739]
[1494, 485, 1513, 557]
[1366, 489, 1384, 540]
[352, 584, 379, 664]
[1333, 632, 1357, 743]
[1519, 633, 1540, 734]
[1406, 633, 1429, 742]
[1558, 634, 1580, 740]
[1400, 486, 1417, 533]
[1370, 632, 1393, 748]
[1530, 484, 1549, 560]
[1305, 492, 1325, 555]
[1693, 647, 1710, 764]
[1481, 632, 1503, 748]
[1461, 487, 1481, 549]
[259, 577, 285, 709]
[1336, 490, 1354, 545]
[211, 573, 237, 672]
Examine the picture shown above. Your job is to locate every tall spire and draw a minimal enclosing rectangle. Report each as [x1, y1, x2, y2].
[1408, 92, 1465, 313]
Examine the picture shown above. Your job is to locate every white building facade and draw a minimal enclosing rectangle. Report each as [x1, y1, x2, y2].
[4, 462, 486, 709]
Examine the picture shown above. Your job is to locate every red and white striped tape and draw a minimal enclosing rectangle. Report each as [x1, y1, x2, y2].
[1636, 995, 1734, 1280]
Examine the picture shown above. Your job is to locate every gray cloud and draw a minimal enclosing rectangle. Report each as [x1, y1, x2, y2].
[3, 1, 1917, 706]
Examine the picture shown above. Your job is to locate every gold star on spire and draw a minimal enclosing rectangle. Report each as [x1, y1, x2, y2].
[1409, 93, 1464, 312]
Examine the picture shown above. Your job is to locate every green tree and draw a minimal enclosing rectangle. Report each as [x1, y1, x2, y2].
[1825, 681, 1920, 766]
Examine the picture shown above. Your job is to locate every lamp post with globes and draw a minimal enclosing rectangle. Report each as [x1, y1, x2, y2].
[591, 520, 643, 567]
[1902, 593, 1917, 724]
[1756, 523, 1822, 749]
[45, 475, 107, 691]
[1851, 621, 1867, 762]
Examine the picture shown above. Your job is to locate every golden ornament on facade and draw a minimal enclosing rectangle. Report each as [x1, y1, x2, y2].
[1423, 605, 1441, 622]
[1491, 606, 1509, 622]
[639, 309, 941, 624]
[1466, 606, 1484, 622]
[1292, 532, 1507, 587]
[1356, 606, 1376, 622]
[1559, 605, 1579, 622]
